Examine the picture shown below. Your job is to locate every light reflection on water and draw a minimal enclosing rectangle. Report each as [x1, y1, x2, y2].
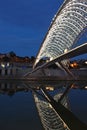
[0, 80, 87, 130]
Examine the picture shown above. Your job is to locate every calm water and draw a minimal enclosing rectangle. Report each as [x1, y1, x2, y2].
[0, 80, 87, 130]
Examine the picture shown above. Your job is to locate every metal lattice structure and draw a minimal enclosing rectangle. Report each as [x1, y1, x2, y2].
[34, 0, 87, 68]
[33, 93, 69, 130]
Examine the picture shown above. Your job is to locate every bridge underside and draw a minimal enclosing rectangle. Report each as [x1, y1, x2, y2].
[24, 43, 87, 78]
[42, 43, 87, 68]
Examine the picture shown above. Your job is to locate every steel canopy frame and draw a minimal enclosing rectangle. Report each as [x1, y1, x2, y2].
[33, 0, 87, 68]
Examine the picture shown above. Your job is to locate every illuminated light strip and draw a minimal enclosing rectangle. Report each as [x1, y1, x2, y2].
[34, 0, 87, 68]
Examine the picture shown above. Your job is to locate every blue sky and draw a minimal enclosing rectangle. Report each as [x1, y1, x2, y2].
[0, 0, 86, 58]
[0, 0, 64, 56]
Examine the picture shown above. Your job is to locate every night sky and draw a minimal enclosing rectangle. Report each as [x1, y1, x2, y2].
[0, 0, 86, 57]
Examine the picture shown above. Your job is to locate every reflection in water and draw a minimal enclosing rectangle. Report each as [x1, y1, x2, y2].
[0, 80, 87, 130]
[33, 92, 69, 130]
[0, 82, 29, 96]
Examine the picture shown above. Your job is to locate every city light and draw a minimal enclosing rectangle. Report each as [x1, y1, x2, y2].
[7, 62, 10, 67]
[46, 86, 54, 91]
[85, 86, 87, 89]
[85, 61, 87, 64]
[1, 63, 5, 68]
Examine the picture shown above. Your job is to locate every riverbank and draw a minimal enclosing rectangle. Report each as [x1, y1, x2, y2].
[0, 68, 86, 81]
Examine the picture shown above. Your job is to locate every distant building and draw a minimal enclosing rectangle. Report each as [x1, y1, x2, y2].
[0, 52, 34, 77]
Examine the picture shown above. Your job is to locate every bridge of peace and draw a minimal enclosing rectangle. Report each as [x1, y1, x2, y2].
[25, 1, 87, 129]
[24, 0, 87, 80]
[26, 0, 87, 129]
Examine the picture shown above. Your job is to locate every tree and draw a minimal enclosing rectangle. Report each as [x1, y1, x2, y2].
[9, 51, 16, 57]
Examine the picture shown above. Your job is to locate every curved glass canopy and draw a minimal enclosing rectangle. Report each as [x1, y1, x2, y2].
[34, 0, 87, 67]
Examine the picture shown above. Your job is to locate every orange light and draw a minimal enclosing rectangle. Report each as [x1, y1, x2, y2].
[70, 63, 74, 68]
[70, 62, 78, 68]
[73, 62, 78, 67]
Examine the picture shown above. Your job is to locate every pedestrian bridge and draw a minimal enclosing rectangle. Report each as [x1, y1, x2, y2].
[33, 0, 87, 68]
[24, 0, 87, 78]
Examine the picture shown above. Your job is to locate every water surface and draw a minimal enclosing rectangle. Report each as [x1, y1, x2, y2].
[0, 80, 87, 130]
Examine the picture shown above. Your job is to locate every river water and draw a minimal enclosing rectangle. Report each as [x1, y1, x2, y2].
[0, 80, 87, 130]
